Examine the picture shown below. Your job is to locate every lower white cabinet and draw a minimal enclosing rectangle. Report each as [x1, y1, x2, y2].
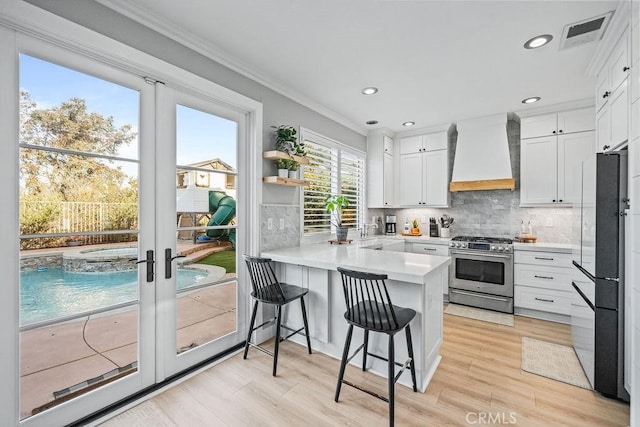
[514, 249, 574, 322]
[407, 242, 449, 296]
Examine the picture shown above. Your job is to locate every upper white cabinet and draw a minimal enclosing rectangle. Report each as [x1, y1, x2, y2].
[366, 133, 394, 208]
[520, 108, 595, 139]
[595, 29, 630, 152]
[398, 130, 449, 207]
[520, 108, 595, 206]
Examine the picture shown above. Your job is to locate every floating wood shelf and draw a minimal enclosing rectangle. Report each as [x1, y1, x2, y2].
[263, 176, 309, 187]
[263, 150, 309, 165]
[449, 178, 515, 192]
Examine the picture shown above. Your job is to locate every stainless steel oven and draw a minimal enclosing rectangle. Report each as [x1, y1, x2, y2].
[448, 236, 514, 313]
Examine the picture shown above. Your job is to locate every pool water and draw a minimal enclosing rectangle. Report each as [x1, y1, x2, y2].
[20, 267, 208, 325]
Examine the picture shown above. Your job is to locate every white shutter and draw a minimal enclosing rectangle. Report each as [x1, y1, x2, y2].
[339, 150, 365, 229]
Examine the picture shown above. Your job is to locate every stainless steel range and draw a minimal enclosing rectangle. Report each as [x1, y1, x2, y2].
[448, 236, 514, 314]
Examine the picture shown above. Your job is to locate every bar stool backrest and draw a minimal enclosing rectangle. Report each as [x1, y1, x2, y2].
[243, 255, 285, 301]
[337, 267, 399, 331]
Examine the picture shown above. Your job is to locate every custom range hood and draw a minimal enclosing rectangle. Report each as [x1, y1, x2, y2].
[450, 113, 515, 192]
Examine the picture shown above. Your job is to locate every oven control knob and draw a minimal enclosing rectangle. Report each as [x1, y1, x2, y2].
[455, 243, 462, 248]
[491, 245, 497, 251]
[498, 246, 504, 251]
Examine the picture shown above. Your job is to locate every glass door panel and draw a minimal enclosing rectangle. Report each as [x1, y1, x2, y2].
[157, 87, 244, 377]
[18, 52, 154, 423]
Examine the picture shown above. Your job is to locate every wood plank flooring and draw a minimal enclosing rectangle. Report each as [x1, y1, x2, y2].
[101, 313, 630, 426]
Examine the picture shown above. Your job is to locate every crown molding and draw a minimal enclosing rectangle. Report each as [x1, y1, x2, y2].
[394, 122, 454, 138]
[96, 0, 367, 136]
[515, 98, 594, 118]
[587, 0, 629, 76]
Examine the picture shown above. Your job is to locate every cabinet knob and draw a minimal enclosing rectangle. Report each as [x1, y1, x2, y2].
[603, 91, 611, 98]
[558, 129, 563, 133]
[552, 130, 556, 134]
[603, 145, 610, 151]
[624, 66, 630, 72]
[552, 199, 556, 202]
[559, 199, 563, 202]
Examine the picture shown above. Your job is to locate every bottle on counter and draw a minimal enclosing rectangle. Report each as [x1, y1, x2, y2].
[527, 220, 533, 235]
[403, 220, 410, 234]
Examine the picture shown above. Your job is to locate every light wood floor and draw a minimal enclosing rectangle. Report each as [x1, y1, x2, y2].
[101, 313, 630, 426]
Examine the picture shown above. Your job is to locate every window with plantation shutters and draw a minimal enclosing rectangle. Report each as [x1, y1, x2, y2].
[300, 129, 365, 241]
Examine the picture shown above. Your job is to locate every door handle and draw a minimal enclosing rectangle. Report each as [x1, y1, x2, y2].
[131, 250, 154, 282]
[165, 248, 186, 279]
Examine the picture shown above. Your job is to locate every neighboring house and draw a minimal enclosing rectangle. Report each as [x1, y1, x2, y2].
[176, 158, 236, 200]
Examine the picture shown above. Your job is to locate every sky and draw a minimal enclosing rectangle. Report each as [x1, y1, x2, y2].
[19, 54, 238, 177]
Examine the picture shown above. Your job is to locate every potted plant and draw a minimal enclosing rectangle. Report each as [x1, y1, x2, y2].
[276, 159, 290, 178]
[288, 160, 300, 179]
[272, 125, 305, 156]
[411, 219, 420, 235]
[325, 194, 350, 241]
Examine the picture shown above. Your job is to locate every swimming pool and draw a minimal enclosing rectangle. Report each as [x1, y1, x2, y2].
[20, 267, 208, 325]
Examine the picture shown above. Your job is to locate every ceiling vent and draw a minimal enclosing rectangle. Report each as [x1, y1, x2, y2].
[559, 12, 613, 50]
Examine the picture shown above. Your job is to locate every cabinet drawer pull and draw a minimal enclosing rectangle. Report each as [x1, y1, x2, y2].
[423, 247, 437, 251]
[534, 297, 555, 303]
[534, 257, 554, 261]
[534, 275, 554, 280]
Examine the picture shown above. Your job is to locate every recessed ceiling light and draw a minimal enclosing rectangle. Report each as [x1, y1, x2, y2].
[361, 87, 379, 95]
[521, 97, 541, 104]
[524, 34, 553, 49]
[366, 120, 379, 125]
[402, 121, 415, 127]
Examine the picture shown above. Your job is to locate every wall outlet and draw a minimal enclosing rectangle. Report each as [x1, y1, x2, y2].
[546, 217, 553, 227]
[421, 216, 427, 224]
[279, 218, 285, 230]
[267, 218, 273, 231]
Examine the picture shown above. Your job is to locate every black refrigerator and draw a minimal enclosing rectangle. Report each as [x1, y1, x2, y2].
[572, 151, 629, 402]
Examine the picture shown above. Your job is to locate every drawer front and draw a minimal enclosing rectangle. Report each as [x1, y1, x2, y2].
[515, 286, 572, 315]
[515, 264, 573, 292]
[514, 251, 573, 268]
[411, 243, 449, 256]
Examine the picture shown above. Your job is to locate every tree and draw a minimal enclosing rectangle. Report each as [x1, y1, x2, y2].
[19, 91, 137, 202]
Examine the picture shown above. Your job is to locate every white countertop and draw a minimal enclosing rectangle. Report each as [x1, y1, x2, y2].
[261, 241, 451, 284]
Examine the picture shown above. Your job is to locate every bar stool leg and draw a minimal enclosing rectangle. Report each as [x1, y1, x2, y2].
[388, 333, 395, 427]
[335, 324, 354, 402]
[244, 300, 259, 359]
[362, 329, 369, 371]
[273, 305, 282, 376]
[300, 297, 312, 354]
[405, 325, 418, 392]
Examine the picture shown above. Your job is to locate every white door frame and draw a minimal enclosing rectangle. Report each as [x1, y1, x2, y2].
[0, 1, 262, 424]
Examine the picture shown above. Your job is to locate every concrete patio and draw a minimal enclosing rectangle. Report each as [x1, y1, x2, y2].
[19, 241, 237, 419]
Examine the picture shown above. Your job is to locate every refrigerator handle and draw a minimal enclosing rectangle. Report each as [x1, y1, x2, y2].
[573, 260, 596, 283]
[572, 281, 595, 311]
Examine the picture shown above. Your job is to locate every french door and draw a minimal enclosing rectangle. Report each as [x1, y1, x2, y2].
[8, 32, 252, 426]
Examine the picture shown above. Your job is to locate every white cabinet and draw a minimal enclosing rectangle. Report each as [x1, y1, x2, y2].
[514, 249, 574, 322]
[367, 134, 394, 207]
[521, 133, 594, 205]
[398, 131, 449, 207]
[520, 108, 595, 206]
[595, 29, 630, 153]
[407, 242, 449, 296]
[521, 108, 594, 139]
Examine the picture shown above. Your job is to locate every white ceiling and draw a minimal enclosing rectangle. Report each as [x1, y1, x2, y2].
[100, 0, 617, 134]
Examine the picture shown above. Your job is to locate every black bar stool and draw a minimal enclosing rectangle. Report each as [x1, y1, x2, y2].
[334, 267, 417, 427]
[243, 255, 312, 376]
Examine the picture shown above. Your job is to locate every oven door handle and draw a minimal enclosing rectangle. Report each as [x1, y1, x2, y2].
[449, 288, 510, 302]
[449, 250, 512, 259]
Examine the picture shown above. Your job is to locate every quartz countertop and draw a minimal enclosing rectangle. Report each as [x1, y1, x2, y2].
[261, 241, 451, 284]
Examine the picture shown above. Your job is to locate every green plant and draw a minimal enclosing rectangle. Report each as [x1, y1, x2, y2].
[288, 161, 299, 171]
[325, 194, 350, 228]
[272, 125, 305, 156]
[276, 159, 290, 170]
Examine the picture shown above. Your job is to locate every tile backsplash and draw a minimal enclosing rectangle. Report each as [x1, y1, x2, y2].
[369, 119, 575, 244]
[261, 204, 300, 251]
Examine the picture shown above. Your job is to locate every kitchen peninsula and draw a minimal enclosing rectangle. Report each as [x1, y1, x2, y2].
[261, 240, 451, 392]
